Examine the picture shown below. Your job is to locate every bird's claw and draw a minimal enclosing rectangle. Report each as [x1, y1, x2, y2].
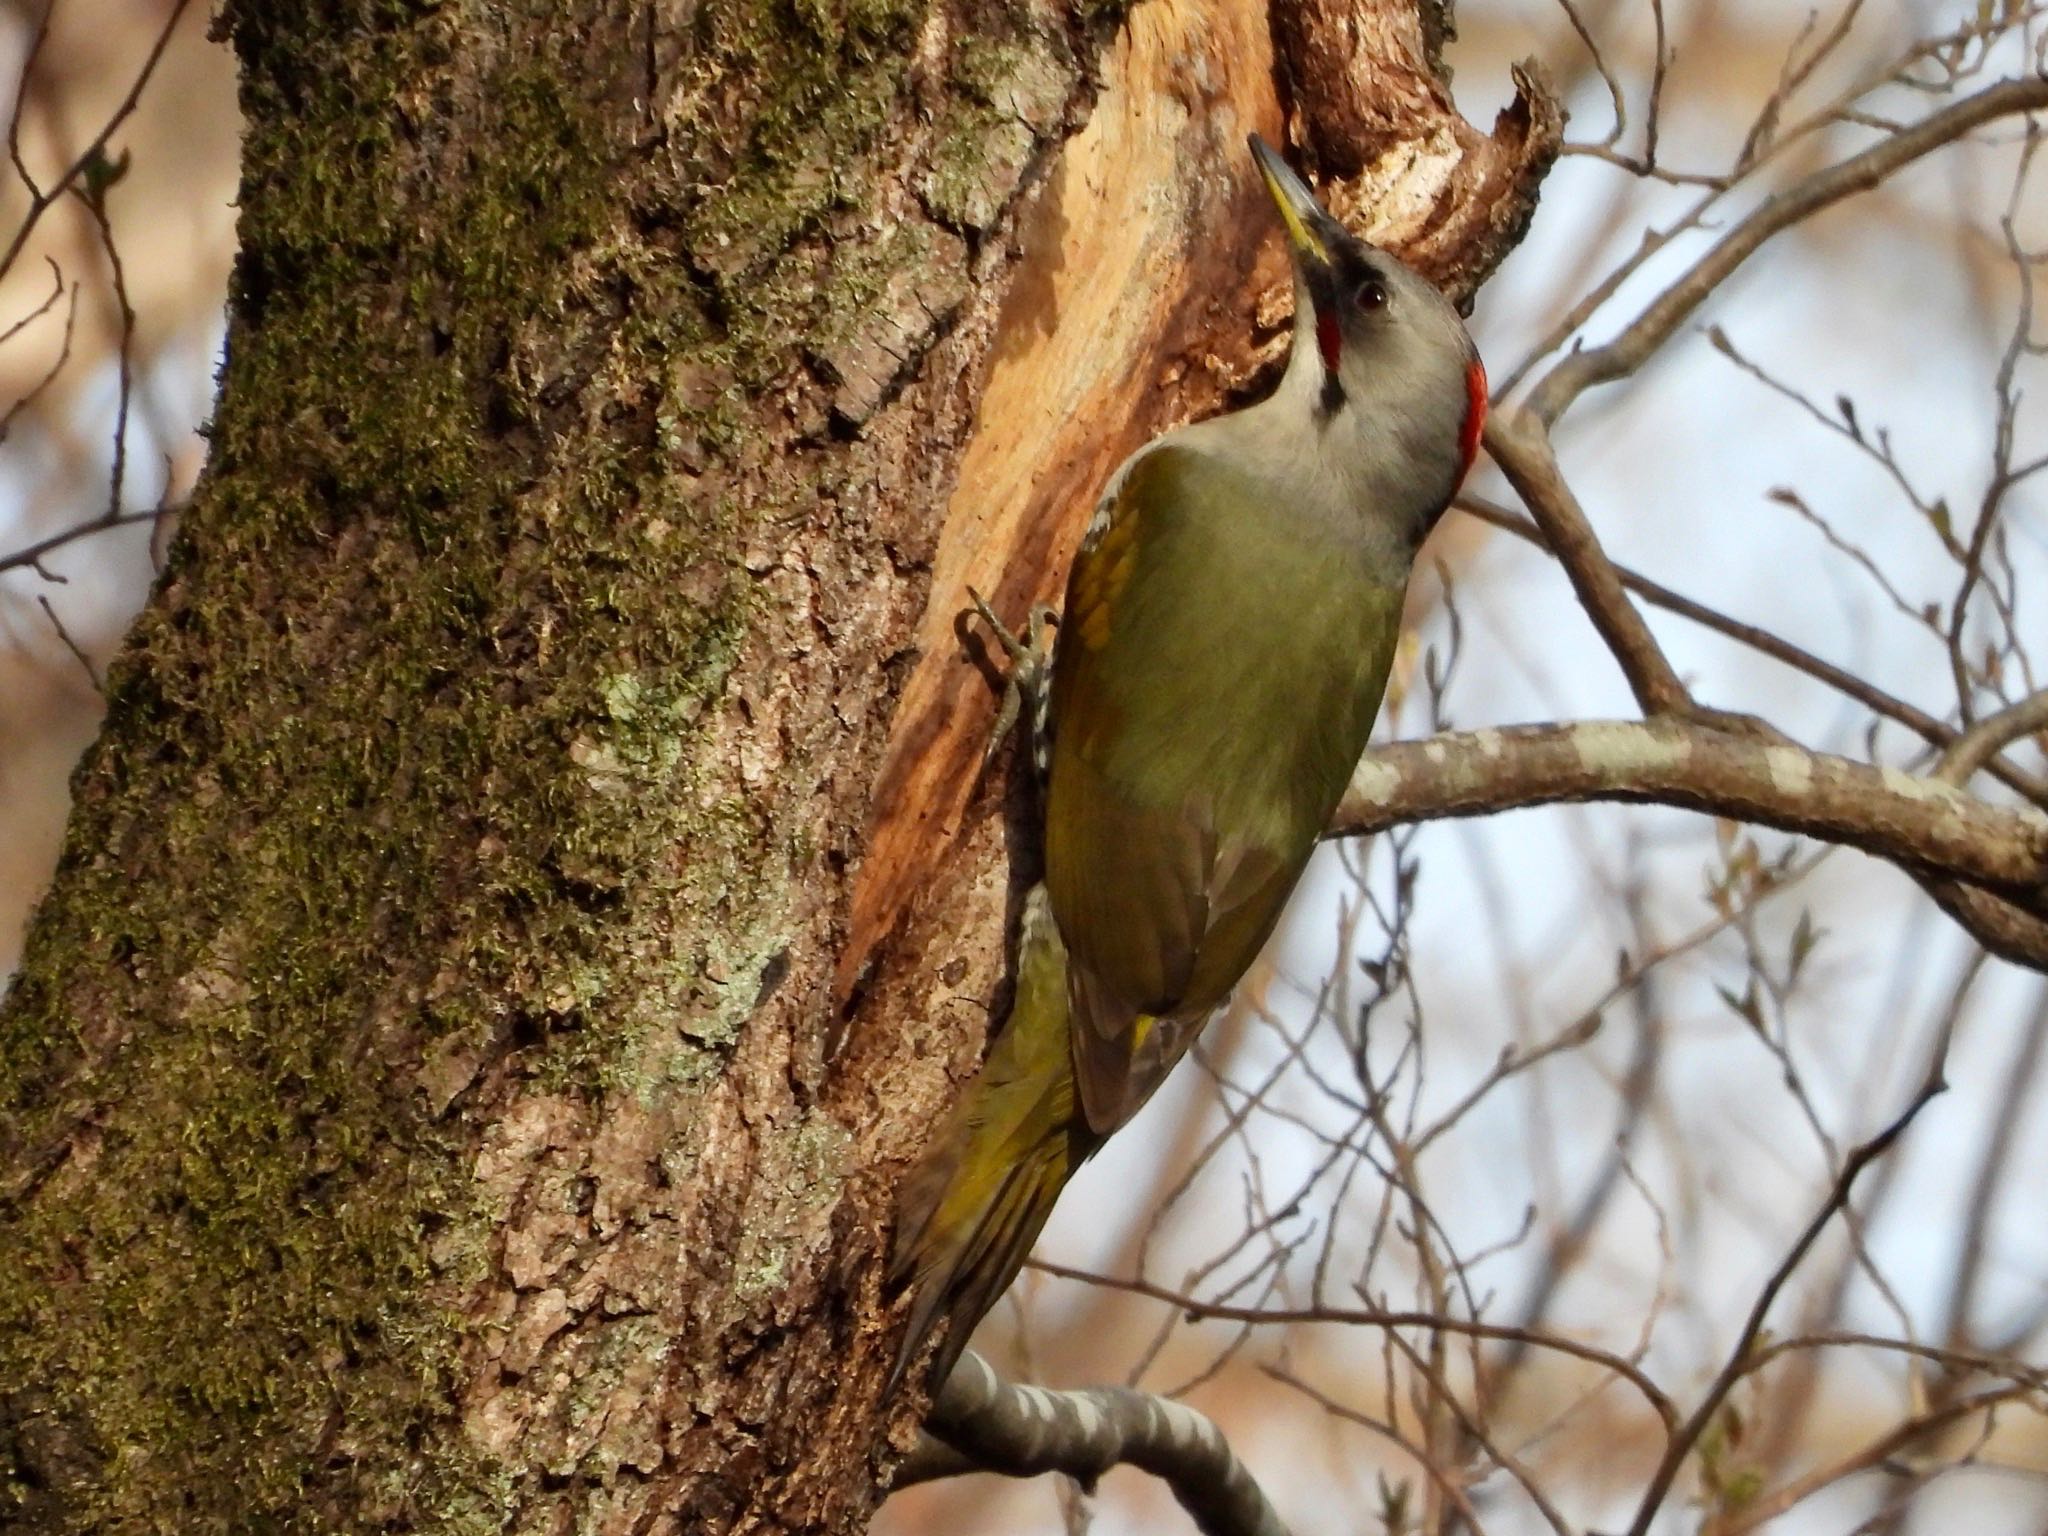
[966, 587, 1056, 777]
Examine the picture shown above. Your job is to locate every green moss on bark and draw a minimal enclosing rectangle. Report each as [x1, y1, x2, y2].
[0, 0, 1120, 1526]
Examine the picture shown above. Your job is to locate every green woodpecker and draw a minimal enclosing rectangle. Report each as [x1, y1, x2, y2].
[889, 136, 1486, 1387]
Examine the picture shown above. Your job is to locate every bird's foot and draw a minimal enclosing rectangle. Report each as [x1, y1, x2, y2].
[965, 587, 1056, 776]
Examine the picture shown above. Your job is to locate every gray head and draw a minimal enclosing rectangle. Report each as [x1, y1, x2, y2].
[1248, 135, 1485, 528]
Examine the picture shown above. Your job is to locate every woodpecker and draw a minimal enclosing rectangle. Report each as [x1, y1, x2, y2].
[889, 135, 1486, 1389]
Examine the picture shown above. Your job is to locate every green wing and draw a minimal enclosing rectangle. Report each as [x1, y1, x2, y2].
[1045, 445, 1406, 1133]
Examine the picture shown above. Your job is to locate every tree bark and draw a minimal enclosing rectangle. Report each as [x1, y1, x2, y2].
[0, 1, 1553, 1531]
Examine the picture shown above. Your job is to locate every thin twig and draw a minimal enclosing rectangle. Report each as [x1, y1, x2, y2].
[0, 273, 78, 448]
[1383, 1325, 1574, 1536]
[0, 0, 197, 287]
[1027, 1258, 1681, 1434]
[0, 507, 175, 581]
[1939, 988, 2048, 1355]
[1716, 1384, 2042, 1536]
[1552, 0, 1627, 150]
[1527, 76, 2048, 426]
[1620, 1055, 1952, 1536]
[72, 173, 138, 522]
[0, 255, 64, 349]
[1261, 1364, 1489, 1536]
[35, 592, 100, 692]
[1642, 0, 1669, 166]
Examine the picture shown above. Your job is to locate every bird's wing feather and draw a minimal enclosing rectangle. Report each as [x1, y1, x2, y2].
[1045, 445, 1402, 1133]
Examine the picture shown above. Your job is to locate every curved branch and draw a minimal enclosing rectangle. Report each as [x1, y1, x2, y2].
[1716, 1382, 2040, 1536]
[1914, 877, 2048, 975]
[1331, 717, 2048, 902]
[1935, 687, 2048, 787]
[898, 1349, 1293, 1536]
[1525, 75, 2048, 426]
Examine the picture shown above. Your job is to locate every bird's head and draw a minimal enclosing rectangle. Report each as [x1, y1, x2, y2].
[1249, 135, 1485, 505]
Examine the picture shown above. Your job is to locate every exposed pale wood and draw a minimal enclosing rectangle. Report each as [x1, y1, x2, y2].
[840, 0, 1286, 1010]
[0, 3, 1556, 1529]
[1274, 3, 1561, 300]
[840, 0, 1560, 1018]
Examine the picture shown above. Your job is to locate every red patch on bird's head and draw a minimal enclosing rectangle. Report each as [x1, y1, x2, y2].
[1316, 308, 1343, 373]
[1456, 355, 1488, 482]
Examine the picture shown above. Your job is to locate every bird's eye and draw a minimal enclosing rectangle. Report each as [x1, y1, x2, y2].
[1356, 279, 1388, 311]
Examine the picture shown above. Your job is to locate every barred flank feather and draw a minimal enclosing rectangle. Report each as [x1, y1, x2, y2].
[888, 887, 1099, 1391]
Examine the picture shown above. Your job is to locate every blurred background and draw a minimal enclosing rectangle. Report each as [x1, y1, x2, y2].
[0, 0, 230, 967]
[3, 2, 2044, 1533]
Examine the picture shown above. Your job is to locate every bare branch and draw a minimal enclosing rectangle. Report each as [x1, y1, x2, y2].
[1706, 327, 1950, 553]
[0, 507, 176, 581]
[1642, 0, 1669, 166]
[1934, 688, 2048, 787]
[1551, 0, 1627, 150]
[4, 0, 55, 199]
[1526, 75, 2048, 426]
[1382, 1324, 1574, 1536]
[1948, 123, 2048, 720]
[0, 255, 64, 349]
[1939, 989, 2048, 1355]
[899, 1349, 1293, 1536]
[1621, 1056, 1953, 1536]
[1484, 408, 1693, 717]
[1750, 1328, 2048, 1387]
[1263, 1364, 1490, 1536]
[1028, 1258, 1681, 1434]
[72, 168, 138, 521]
[0, 0, 197, 288]
[35, 591, 99, 692]
[1914, 877, 2048, 975]
[1333, 718, 2048, 896]
[1453, 495, 2048, 803]
[0, 272, 78, 449]
[1716, 1384, 2042, 1536]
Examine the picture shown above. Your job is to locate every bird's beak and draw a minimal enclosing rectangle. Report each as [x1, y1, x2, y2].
[1249, 135, 1338, 273]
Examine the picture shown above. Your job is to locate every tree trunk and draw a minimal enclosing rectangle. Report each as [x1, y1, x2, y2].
[0, 1, 1553, 1531]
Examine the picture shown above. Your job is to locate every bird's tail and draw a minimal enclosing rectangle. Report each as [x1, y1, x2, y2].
[888, 886, 1096, 1392]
